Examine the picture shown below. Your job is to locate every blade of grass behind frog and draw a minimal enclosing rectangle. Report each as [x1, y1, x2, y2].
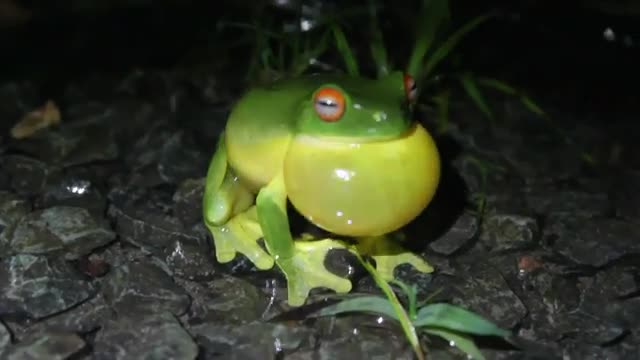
[331, 24, 360, 76]
[459, 72, 495, 121]
[477, 77, 547, 117]
[414, 303, 511, 338]
[407, 0, 450, 78]
[368, 0, 390, 77]
[422, 328, 486, 360]
[422, 12, 494, 80]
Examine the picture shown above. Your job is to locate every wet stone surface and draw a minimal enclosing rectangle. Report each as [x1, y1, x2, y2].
[0, 67, 637, 360]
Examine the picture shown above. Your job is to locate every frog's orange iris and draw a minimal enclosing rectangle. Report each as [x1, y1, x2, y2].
[314, 87, 346, 122]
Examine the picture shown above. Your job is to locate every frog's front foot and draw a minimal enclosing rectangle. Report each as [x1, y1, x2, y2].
[276, 237, 352, 306]
[355, 235, 434, 281]
[207, 207, 275, 270]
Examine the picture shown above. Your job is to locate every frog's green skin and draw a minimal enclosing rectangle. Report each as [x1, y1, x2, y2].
[203, 71, 441, 306]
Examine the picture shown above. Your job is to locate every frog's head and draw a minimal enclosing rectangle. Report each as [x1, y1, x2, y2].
[294, 71, 418, 142]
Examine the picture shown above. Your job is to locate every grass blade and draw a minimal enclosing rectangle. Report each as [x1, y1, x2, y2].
[459, 72, 494, 120]
[407, 0, 450, 78]
[423, 328, 486, 360]
[331, 24, 360, 76]
[368, 0, 390, 77]
[415, 303, 510, 337]
[313, 296, 399, 320]
[422, 12, 494, 79]
[477, 77, 547, 117]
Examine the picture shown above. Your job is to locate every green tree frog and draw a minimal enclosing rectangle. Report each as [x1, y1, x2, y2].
[203, 71, 440, 306]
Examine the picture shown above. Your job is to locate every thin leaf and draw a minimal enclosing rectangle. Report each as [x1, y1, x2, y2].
[520, 95, 547, 117]
[423, 328, 486, 360]
[331, 24, 360, 76]
[459, 72, 494, 120]
[313, 296, 399, 320]
[422, 12, 494, 79]
[477, 77, 547, 117]
[368, 0, 390, 77]
[476, 77, 518, 95]
[415, 303, 511, 338]
[407, 0, 450, 78]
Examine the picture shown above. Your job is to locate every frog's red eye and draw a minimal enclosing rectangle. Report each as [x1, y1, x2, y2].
[314, 87, 345, 122]
[404, 73, 418, 103]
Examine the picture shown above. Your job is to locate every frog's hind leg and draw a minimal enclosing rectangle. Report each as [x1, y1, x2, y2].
[354, 234, 434, 281]
[203, 135, 274, 270]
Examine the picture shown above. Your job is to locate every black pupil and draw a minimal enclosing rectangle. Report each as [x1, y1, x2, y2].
[318, 98, 337, 107]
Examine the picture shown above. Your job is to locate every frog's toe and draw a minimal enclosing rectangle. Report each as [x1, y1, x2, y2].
[208, 216, 274, 270]
[354, 235, 434, 281]
[372, 252, 434, 281]
[277, 238, 352, 306]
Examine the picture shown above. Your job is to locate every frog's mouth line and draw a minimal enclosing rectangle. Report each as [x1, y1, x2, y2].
[294, 123, 420, 145]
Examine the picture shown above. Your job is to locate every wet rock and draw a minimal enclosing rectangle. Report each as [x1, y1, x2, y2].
[125, 127, 208, 187]
[37, 174, 108, 218]
[545, 215, 640, 267]
[0, 332, 86, 360]
[429, 212, 478, 255]
[163, 239, 216, 280]
[17, 294, 111, 340]
[0, 206, 115, 260]
[173, 178, 204, 227]
[1, 155, 54, 196]
[611, 169, 640, 221]
[0, 255, 96, 319]
[525, 185, 611, 218]
[107, 185, 201, 253]
[431, 261, 527, 329]
[181, 276, 267, 325]
[480, 213, 539, 252]
[93, 311, 198, 360]
[0, 322, 10, 349]
[299, 332, 414, 360]
[0, 191, 30, 230]
[191, 321, 314, 360]
[101, 258, 191, 317]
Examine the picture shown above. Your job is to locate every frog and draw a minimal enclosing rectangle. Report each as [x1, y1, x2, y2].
[202, 71, 441, 306]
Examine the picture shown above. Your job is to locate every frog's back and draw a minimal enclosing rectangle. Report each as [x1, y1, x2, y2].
[225, 78, 314, 191]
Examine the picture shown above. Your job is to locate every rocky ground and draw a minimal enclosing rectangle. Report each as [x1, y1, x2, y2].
[0, 62, 637, 359]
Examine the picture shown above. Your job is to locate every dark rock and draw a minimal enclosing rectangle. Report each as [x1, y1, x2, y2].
[173, 178, 204, 227]
[125, 127, 208, 187]
[0, 322, 10, 350]
[0, 255, 96, 319]
[431, 261, 527, 329]
[37, 173, 108, 218]
[545, 215, 640, 267]
[0, 332, 86, 360]
[480, 213, 539, 251]
[181, 276, 266, 325]
[163, 239, 216, 280]
[93, 311, 198, 360]
[0, 191, 30, 230]
[107, 185, 200, 253]
[16, 294, 112, 340]
[1, 155, 55, 196]
[101, 258, 191, 317]
[0, 206, 115, 260]
[429, 211, 478, 255]
[191, 321, 314, 360]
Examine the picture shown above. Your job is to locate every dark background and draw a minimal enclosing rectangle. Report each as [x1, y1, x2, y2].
[1, 0, 637, 122]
